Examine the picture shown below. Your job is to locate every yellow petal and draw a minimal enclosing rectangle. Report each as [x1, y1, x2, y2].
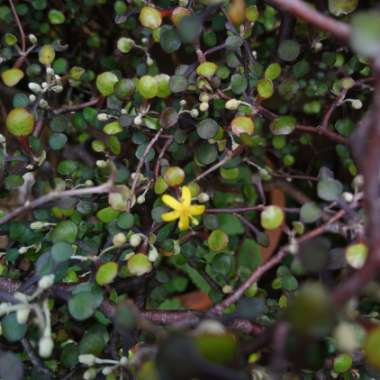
[189, 205, 205, 216]
[161, 210, 180, 222]
[162, 194, 181, 210]
[181, 186, 191, 207]
[178, 214, 189, 230]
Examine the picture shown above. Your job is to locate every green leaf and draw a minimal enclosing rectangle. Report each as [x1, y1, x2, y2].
[1, 313, 27, 342]
[96, 262, 118, 285]
[51, 220, 78, 243]
[300, 202, 322, 224]
[257, 78, 274, 99]
[49, 132, 68, 150]
[68, 291, 101, 321]
[97, 207, 120, 223]
[178, 15, 202, 43]
[160, 25, 181, 53]
[317, 178, 343, 201]
[217, 214, 244, 235]
[264, 63, 281, 80]
[270, 115, 296, 135]
[197, 118, 219, 139]
[208, 229, 229, 252]
[230, 73, 247, 95]
[225, 35, 243, 50]
[181, 263, 211, 294]
[51, 241, 73, 262]
[239, 239, 261, 275]
[278, 39, 300, 62]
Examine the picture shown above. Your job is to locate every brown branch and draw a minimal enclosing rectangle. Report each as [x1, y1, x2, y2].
[0, 169, 116, 225]
[269, 0, 350, 41]
[53, 97, 101, 114]
[8, 0, 26, 53]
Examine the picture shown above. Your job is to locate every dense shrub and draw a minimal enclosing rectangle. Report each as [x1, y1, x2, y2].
[0, 0, 380, 379]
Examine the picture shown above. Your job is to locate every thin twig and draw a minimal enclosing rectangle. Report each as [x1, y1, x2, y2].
[0, 168, 116, 225]
[128, 129, 163, 210]
[269, 0, 350, 41]
[191, 146, 243, 183]
[9, 0, 26, 52]
[53, 97, 101, 114]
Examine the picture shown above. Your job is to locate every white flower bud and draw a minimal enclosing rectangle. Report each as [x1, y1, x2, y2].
[41, 82, 49, 89]
[28, 34, 38, 44]
[137, 195, 145, 204]
[30, 221, 45, 230]
[134, 115, 143, 126]
[85, 180, 94, 187]
[350, 99, 363, 110]
[39, 99, 49, 109]
[190, 109, 199, 118]
[38, 335, 54, 358]
[83, 368, 97, 380]
[16, 306, 30, 324]
[102, 367, 114, 375]
[120, 356, 128, 366]
[342, 192, 354, 203]
[29, 94, 36, 102]
[129, 234, 142, 248]
[146, 56, 154, 66]
[97, 113, 109, 121]
[51, 85, 63, 93]
[141, 37, 148, 45]
[197, 192, 210, 203]
[28, 82, 42, 93]
[46, 67, 54, 75]
[112, 232, 126, 247]
[180, 99, 187, 106]
[18, 246, 29, 254]
[148, 246, 159, 262]
[225, 98, 241, 111]
[199, 102, 209, 112]
[79, 354, 97, 367]
[0, 303, 11, 314]
[199, 93, 210, 103]
[222, 285, 233, 294]
[96, 160, 107, 168]
[38, 274, 55, 290]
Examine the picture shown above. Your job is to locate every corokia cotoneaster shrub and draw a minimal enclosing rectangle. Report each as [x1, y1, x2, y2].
[0, 0, 380, 379]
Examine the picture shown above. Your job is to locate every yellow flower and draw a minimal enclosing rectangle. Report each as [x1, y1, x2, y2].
[161, 186, 205, 230]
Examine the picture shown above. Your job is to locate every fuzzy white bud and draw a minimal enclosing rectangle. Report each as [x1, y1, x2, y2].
[197, 192, 210, 203]
[199, 102, 209, 112]
[96, 160, 107, 168]
[350, 99, 363, 110]
[97, 113, 109, 121]
[134, 115, 143, 126]
[29, 94, 37, 102]
[190, 109, 199, 118]
[38, 274, 55, 290]
[102, 367, 114, 375]
[28, 82, 42, 93]
[39, 99, 49, 109]
[199, 93, 210, 103]
[51, 85, 63, 93]
[79, 354, 97, 367]
[28, 34, 38, 44]
[83, 368, 97, 380]
[112, 232, 126, 247]
[342, 192, 354, 203]
[119, 356, 128, 366]
[146, 56, 154, 66]
[46, 67, 54, 75]
[137, 195, 145, 204]
[180, 99, 187, 106]
[129, 234, 142, 248]
[225, 98, 241, 110]
[38, 335, 54, 358]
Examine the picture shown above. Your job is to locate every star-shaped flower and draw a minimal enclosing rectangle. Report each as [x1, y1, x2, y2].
[161, 186, 205, 230]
